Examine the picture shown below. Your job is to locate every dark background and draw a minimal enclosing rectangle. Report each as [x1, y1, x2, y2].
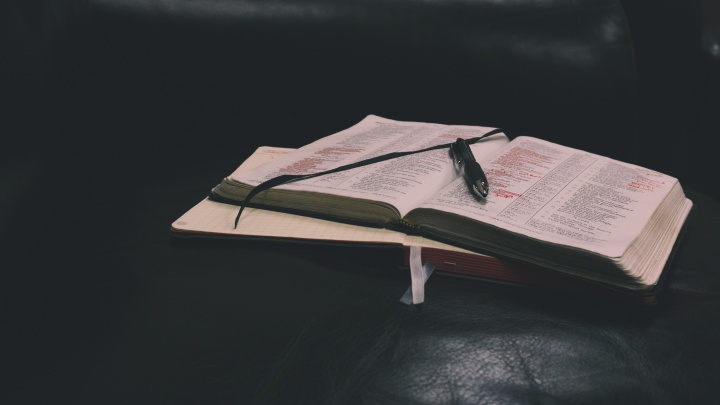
[2, 0, 720, 403]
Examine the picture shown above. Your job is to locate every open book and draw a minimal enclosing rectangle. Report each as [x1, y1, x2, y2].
[173, 115, 692, 302]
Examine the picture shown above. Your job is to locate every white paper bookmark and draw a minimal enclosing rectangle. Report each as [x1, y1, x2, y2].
[399, 246, 436, 305]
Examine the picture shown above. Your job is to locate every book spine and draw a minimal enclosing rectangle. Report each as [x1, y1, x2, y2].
[391, 220, 423, 236]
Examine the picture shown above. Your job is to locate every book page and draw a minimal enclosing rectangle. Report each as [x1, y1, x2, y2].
[176, 146, 404, 244]
[231, 115, 508, 217]
[418, 137, 679, 257]
[173, 146, 477, 253]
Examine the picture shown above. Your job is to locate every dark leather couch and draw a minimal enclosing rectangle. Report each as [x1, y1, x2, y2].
[3, 0, 720, 403]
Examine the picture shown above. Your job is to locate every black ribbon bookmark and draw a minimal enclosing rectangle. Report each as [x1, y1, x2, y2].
[234, 128, 506, 228]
